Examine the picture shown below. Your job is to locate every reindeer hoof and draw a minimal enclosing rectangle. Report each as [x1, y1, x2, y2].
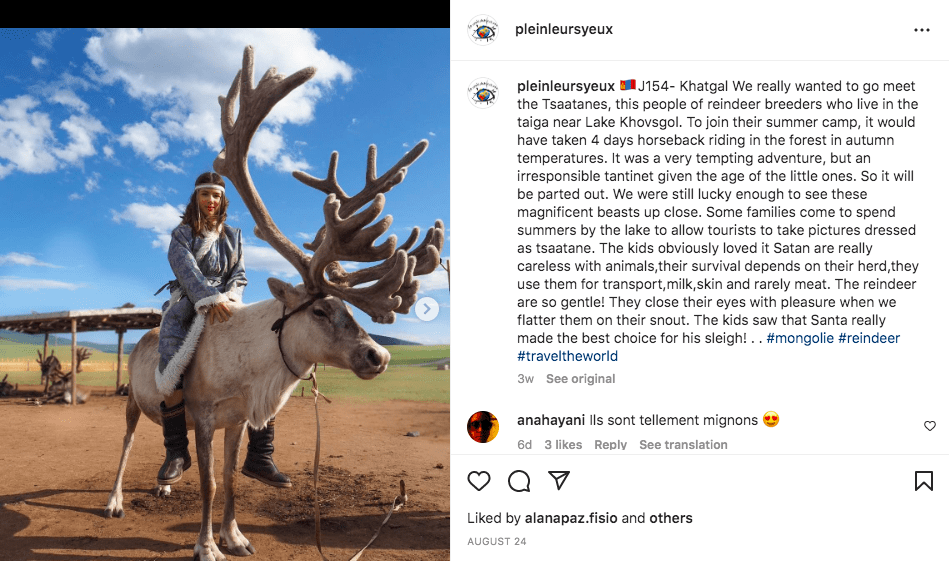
[103, 506, 124, 519]
[220, 528, 255, 556]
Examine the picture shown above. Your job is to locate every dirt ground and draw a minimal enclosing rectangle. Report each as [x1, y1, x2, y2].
[0, 388, 450, 560]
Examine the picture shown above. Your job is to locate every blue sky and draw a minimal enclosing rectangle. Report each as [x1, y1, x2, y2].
[0, 28, 449, 345]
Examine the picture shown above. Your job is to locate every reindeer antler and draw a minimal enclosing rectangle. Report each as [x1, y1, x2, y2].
[214, 46, 316, 282]
[215, 46, 444, 324]
[295, 143, 445, 320]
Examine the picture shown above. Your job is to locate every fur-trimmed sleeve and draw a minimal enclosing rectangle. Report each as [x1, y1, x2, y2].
[168, 225, 227, 313]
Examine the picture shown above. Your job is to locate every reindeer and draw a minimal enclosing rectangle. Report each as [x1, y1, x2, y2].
[36, 348, 92, 404]
[36, 349, 63, 392]
[104, 46, 444, 561]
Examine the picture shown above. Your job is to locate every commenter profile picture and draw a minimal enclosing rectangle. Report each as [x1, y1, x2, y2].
[467, 411, 500, 443]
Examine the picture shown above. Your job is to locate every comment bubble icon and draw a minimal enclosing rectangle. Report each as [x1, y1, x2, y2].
[508, 470, 531, 492]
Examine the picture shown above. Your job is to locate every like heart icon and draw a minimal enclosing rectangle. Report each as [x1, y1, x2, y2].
[924, 421, 936, 431]
[468, 471, 491, 491]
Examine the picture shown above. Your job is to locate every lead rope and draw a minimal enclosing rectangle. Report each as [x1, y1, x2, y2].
[311, 388, 406, 561]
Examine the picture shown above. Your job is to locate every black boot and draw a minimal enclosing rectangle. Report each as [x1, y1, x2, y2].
[242, 417, 292, 488]
[157, 400, 191, 485]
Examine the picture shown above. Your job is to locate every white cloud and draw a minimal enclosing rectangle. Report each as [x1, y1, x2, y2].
[0, 277, 82, 290]
[155, 159, 185, 174]
[417, 267, 449, 294]
[428, 131, 435, 136]
[0, 95, 58, 177]
[102, 145, 115, 158]
[243, 245, 300, 278]
[296, 232, 316, 240]
[59, 72, 93, 92]
[153, 232, 172, 249]
[248, 126, 283, 165]
[69, 192, 83, 200]
[36, 30, 59, 49]
[118, 121, 168, 160]
[0, 253, 61, 267]
[85, 29, 354, 152]
[54, 114, 106, 163]
[276, 154, 309, 172]
[111, 202, 182, 247]
[32, 56, 47, 70]
[48, 89, 89, 112]
[125, 184, 161, 197]
[85, 172, 101, 192]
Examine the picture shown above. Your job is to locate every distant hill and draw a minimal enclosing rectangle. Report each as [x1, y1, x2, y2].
[370, 334, 421, 346]
[0, 328, 420, 354]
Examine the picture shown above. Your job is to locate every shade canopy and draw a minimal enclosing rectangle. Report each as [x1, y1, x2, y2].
[0, 308, 161, 335]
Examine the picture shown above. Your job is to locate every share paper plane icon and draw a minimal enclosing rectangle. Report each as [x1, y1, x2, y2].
[549, 471, 570, 491]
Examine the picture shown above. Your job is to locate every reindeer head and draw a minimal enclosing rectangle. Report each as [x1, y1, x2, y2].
[213, 46, 443, 377]
[36, 349, 62, 383]
[267, 278, 390, 379]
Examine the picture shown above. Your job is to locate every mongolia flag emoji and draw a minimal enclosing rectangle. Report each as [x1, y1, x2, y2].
[620, 79, 635, 90]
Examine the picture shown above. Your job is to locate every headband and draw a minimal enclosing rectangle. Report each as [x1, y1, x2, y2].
[194, 183, 225, 192]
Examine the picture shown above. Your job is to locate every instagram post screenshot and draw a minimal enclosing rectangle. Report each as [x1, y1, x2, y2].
[0, 13, 944, 560]
[452, 3, 946, 560]
[0, 30, 449, 559]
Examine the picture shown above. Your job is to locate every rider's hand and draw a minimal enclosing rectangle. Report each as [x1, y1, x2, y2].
[208, 302, 232, 324]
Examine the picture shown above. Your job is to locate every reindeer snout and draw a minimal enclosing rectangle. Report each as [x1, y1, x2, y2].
[366, 348, 384, 367]
[353, 345, 390, 379]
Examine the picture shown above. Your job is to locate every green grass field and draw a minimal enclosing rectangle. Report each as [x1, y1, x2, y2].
[0, 341, 125, 362]
[0, 339, 449, 403]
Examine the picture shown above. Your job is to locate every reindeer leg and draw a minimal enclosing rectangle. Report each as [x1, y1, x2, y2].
[219, 423, 255, 555]
[193, 420, 226, 561]
[105, 387, 142, 518]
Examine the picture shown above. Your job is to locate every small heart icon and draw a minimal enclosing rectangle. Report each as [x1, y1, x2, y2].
[468, 471, 491, 491]
[924, 421, 936, 431]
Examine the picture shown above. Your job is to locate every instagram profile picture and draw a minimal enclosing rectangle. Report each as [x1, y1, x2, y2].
[467, 411, 500, 443]
[468, 77, 498, 108]
[468, 14, 498, 45]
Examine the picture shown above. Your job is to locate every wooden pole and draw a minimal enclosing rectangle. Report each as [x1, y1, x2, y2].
[71, 319, 77, 406]
[42, 333, 50, 395]
[116, 329, 125, 391]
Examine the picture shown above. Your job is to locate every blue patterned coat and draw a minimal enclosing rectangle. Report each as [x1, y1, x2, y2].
[155, 222, 247, 395]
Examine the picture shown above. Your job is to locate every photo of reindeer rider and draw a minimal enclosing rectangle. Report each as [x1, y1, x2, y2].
[0, 28, 449, 561]
[154, 171, 292, 489]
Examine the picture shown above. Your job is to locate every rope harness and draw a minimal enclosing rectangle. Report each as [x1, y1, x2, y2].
[270, 295, 324, 381]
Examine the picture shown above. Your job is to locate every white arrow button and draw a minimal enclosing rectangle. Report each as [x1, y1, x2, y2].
[415, 297, 439, 321]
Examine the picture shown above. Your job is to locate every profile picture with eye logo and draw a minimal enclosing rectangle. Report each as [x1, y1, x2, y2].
[468, 14, 498, 45]
[468, 77, 498, 108]
[467, 411, 500, 443]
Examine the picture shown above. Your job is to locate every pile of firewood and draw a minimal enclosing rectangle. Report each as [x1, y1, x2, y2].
[34, 348, 91, 404]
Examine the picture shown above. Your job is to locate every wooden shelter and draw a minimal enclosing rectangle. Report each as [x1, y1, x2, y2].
[0, 308, 161, 404]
